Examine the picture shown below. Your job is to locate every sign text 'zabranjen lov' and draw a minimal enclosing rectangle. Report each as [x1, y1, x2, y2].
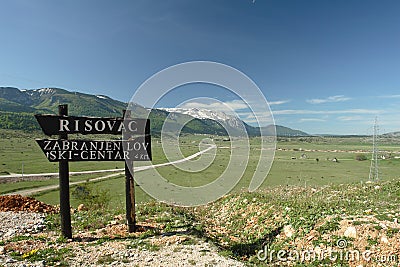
[36, 136, 152, 162]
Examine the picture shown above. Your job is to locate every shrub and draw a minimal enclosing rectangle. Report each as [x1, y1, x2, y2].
[72, 183, 111, 210]
[355, 154, 368, 161]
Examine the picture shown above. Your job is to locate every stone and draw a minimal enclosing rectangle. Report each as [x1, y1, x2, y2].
[344, 226, 357, 239]
[6, 258, 16, 264]
[379, 222, 387, 230]
[283, 225, 295, 238]
[77, 204, 88, 211]
[364, 209, 372, 214]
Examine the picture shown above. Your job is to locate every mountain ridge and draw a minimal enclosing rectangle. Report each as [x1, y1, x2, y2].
[160, 107, 309, 137]
[0, 87, 309, 136]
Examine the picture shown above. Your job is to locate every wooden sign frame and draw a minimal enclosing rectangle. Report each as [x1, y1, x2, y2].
[35, 104, 151, 238]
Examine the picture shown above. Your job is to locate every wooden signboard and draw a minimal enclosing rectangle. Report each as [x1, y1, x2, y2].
[35, 114, 149, 136]
[35, 105, 151, 238]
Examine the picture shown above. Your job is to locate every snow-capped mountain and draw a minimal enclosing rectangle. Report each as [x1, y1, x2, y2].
[0, 86, 310, 136]
[160, 107, 244, 130]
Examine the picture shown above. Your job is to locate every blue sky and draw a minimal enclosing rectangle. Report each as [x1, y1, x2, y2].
[1, 0, 399, 134]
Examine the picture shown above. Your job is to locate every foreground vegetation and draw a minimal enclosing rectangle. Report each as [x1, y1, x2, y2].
[2, 179, 399, 266]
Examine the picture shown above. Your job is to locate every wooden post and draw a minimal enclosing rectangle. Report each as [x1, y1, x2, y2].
[125, 160, 136, 232]
[58, 104, 72, 239]
[123, 110, 136, 232]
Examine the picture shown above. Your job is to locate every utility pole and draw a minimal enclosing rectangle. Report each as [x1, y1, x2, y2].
[368, 117, 379, 181]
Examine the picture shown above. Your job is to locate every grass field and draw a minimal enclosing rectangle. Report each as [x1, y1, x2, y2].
[2, 130, 400, 209]
[0, 129, 201, 175]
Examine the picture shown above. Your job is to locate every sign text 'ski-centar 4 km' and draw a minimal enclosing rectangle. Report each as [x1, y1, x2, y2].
[35, 105, 151, 238]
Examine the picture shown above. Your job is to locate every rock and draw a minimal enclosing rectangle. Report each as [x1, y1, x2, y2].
[77, 204, 88, 211]
[364, 209, 372, 214]
[344, 226, 357, 239]
[4, 229, 16, 238]
[379, 222, 387, 230]
[283, 225, 295, 238]
[0, 246, 4, 254]
[114, 214, 124, 221]
[6, 258, 16, 264]
[380, 235, 389, 244]
[0, 195, 57, 213]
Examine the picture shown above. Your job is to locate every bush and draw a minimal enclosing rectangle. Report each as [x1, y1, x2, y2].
[355, 154, 368, 161]
[72, 184, 111, 210]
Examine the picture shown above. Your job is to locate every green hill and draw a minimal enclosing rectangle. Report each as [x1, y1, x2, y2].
[0, 87, 309, 137]
[0, 87, 229, 135]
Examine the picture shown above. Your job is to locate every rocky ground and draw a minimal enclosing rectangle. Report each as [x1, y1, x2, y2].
[0, 195, 244, 267]
[2, 181, 400, 267]
[1, 227, 245, 267]
[196, 183, 400, 267]
[0, 195, 57, 213]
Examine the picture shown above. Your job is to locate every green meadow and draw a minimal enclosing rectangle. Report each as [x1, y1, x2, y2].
[1, 130, 400, 208]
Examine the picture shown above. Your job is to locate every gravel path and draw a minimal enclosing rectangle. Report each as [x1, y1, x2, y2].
[0, 211, 244, 267]
[64, 239, 244, 267]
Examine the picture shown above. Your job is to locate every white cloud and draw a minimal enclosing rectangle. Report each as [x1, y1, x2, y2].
[299, 118, 326, 122]
[269, 99, 291, 106]
[307, 95, 351, 104]
[180, 99, 289, 112]
[337, 116, 363, 121]
[273, 109, 382, 115]
[379, 95, 400, 98]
